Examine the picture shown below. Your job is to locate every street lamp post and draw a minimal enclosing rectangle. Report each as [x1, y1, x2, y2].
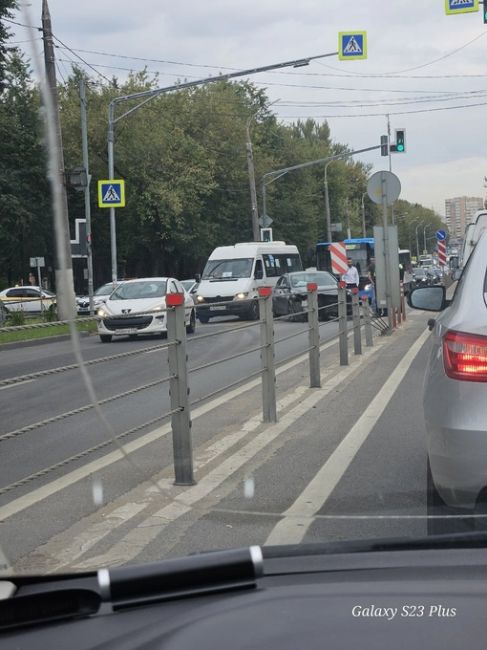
[107, 51, 339, 281]
[261, 144, 381, 244]
[423, 225, 430, 254]
[415, 222, 424, 260]
[361, 192, 367, 238]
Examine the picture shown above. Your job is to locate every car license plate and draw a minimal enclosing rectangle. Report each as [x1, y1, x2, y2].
[117, 328, 138, 335]
[210, 306, 226, 311]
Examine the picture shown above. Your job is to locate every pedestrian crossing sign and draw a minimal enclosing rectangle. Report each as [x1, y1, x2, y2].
[338, 32, 367, 60]
[445, 0, 478, 15]
[98, 179, 126, 208]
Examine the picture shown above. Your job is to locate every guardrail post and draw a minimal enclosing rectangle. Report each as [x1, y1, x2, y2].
[307, 282, 320, 388]
[362, 296, 374, 347]
[338, 282, 348, 366]
[352, 288, 362, 355]
[400, 281, 406, 322]
[166, 293, 195, 486]
[259, 287, 277, 423]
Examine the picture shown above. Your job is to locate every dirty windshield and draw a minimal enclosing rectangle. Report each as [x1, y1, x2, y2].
[1, 0, 486, 583]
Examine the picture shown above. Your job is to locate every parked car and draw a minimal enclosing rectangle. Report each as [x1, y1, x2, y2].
[408, 229, 487, 526]
[412, 267, 430, 288]
[76, 281, 121, 315]
[0, 286, 56, 313]
[96, 277, 196, 342]
[272, 271, 350, 321]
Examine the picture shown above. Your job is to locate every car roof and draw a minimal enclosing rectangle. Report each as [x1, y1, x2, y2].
[121, 277, 173, 283]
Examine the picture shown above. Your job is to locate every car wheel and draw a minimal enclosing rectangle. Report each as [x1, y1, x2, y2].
[186, 310, 196, 334]
[100, 334, 112, 343]
[287, 298, 301, 322]
[198, 314, 210, 324]
[248, 299, 260, 321]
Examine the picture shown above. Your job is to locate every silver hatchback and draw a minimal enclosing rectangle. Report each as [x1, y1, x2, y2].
[409, 230, 487, 511]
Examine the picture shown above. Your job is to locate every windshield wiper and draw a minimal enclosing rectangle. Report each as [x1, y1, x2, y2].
[263, 531, 487, 559]
[0, 547, 263, 629]
[98, 545, 263, 610]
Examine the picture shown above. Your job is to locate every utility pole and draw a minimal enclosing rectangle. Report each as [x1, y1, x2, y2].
[246, 118, 260, 241]
[361, 192, 367, 238]
[42, 0, 75, 319]
[79, 78, 94, 315]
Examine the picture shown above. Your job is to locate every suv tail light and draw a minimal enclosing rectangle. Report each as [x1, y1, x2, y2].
[443, 330, 487, 382]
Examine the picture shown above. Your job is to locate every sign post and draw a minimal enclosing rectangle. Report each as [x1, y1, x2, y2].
[98, 179, 126, 282]
[367, 170, 401, 332]
[30, 256, 45, 312]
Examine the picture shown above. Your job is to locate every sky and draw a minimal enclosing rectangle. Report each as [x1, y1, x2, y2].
[9, 0, 487, 217]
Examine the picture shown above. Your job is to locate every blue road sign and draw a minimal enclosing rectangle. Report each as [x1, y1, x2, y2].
[436, 229, 447, 241]
[338, 32, 367, 60]
[445, 0, 478, 15]
[98, 179, 126, 208]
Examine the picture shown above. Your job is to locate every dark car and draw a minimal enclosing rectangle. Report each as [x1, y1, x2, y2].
[272, 271, 350, 321]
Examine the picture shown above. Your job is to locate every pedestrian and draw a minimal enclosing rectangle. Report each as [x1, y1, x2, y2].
[342, 258, 359, 289]
[28, 272, 36, 286]
[367, 257, 377, 312]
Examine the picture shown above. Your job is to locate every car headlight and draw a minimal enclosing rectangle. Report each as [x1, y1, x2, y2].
[234, 292, 248, 301]
[97, 308, 107, 318]
[196, 295, 205, 303]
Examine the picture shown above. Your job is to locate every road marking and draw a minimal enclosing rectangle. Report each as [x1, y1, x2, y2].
[0, 379, 34, 391]
[0, 333, 348, 522]
[68, 350, 382, 570]
[265, 327, 430, 546]
[26, 386, 309, 574]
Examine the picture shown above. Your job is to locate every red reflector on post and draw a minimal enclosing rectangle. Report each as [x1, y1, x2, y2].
[166, 293, 185, 307]
[307, 282, 318, 292]
[258, 286, 272, 297]
[443, 330, 487, 382]
[338, 281, 346, 289]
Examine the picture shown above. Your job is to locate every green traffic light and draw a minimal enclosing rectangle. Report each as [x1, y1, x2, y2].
[397, 143, 404, 152]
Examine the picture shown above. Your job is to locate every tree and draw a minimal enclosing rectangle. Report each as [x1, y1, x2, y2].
[0, 0, 16, 92]
[0, 50, 51, 287]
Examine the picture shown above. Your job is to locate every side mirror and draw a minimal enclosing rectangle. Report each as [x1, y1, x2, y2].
[408, 286, 446, 312]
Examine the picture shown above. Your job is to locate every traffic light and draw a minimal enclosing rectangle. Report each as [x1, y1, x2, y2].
[484, 5, 487, 23]
[395, 128, 406, 153]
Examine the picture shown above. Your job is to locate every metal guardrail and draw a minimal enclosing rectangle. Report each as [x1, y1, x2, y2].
[0, 285, 377, 496]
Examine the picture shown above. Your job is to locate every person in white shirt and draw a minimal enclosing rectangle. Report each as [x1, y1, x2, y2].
[342, 258, 359, 288]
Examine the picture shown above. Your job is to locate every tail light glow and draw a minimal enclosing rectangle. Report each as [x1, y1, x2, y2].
[443, 330, 487, 382]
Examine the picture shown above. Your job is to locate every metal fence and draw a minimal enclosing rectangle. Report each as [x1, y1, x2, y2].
[0, 285, 380, 500]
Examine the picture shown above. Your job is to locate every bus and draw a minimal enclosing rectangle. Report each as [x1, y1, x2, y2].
[316, 238, 411, 295]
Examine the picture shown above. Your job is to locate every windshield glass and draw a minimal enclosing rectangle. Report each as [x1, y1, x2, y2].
[95, 283, 117, 296]
[2, 0, 483, 590]
[110, 281, 167, 300]
[290, 272, 336, 288]
[202, 258, 253, 279]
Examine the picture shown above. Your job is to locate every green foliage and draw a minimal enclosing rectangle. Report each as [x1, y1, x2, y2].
[7, 309, 25, 326]
[0, 55, 446, 288]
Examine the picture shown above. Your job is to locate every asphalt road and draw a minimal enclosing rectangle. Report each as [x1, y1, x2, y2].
[0, 315, 342, 499]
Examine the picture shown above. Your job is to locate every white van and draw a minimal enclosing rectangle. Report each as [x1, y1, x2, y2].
[196, 241, 302, 322]
[460, 211, 487, 269]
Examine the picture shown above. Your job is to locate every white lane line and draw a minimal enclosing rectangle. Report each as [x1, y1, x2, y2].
[0, 379, 34, 391]
[265, 327, 430, 546]
[0, 333, 346, 522]
[33, 386, 309, 574]
[70, 349, 381, 570]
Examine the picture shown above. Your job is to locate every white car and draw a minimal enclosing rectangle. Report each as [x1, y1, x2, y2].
[76, 282, 121, 315]
[0, 286, 56, 313]
[96, 277, 196, 342]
